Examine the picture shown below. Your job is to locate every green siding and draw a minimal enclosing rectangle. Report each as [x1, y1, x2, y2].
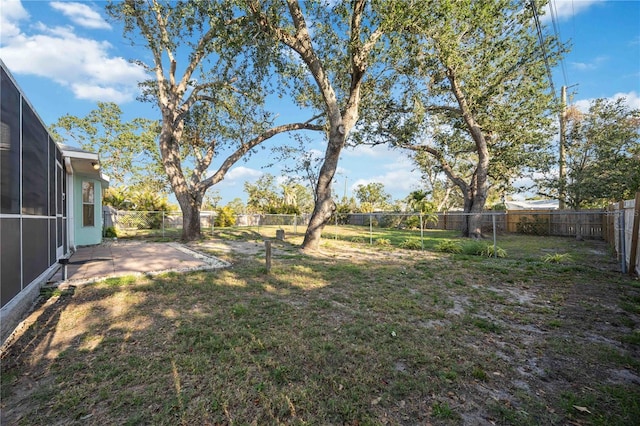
[73, 174, 103, 246]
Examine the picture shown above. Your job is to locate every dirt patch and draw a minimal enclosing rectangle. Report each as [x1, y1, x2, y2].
[2, 237, 639, 425]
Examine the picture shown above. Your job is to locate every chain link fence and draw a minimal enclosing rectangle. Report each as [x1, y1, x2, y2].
[103, 207, 636, 272]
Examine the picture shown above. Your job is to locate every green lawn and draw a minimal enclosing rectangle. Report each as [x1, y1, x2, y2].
[2, 229, 638, 425]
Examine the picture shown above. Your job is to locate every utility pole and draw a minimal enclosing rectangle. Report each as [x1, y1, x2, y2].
[343, 177, 348, 200]
[559, 85, 566, 210]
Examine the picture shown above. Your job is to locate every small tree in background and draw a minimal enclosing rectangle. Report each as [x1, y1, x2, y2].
[51, 102, 164, 191]
[354, 183, 392, 213]
[539, 98, 640, 208]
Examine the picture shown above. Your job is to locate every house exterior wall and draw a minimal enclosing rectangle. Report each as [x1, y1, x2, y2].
[0, 62, 68, 343]
[73, 174, 104, 246]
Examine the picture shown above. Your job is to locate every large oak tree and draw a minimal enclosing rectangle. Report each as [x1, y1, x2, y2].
[245, 0, 406, 250]
[358, 0, 562, 238]
[107, 0, 322, 240]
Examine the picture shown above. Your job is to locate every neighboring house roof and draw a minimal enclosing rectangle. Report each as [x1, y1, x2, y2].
[505, 199, 559, 210]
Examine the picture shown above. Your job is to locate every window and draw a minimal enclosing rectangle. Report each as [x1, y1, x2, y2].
[82, 181, 94, 227]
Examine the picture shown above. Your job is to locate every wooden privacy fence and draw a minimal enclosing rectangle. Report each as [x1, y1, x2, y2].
[504, 209, 604, 238]
[603, 194, 640, 276]
[430, 209, 605, 238]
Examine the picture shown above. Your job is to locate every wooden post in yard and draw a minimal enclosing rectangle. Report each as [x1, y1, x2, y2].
[265, 240, 272, 273]
[619, 200, 627, 274]
[629, 192, 640, 276]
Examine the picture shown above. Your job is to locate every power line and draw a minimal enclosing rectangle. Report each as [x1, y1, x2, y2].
[549, 0, 569, 87]
[530, 0, 557, 102]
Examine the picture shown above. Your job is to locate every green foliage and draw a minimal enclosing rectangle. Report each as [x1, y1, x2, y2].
[267, 204, 300, 215]
[542, 253, 572, 263]
[435, 240, 462, 254]
[226, 198, 247, 215]
[103, 227, 117, 238]
[215, 206, 236, 227]
[399, 239, 422, 250]
[480, 245, 507, 258]
[374, 238, 391, 247]
[404, 215, 420, 229]
[335, 197, 357, 225]
[459, 240, 506, 258]
[378, 214, 402, 229]
[50, 102, 162, 189]
[354, 183, 392, 213]
[129, 190, 173, 212]
[103, 187, 132, 210]
[461, 240, 486, 255]
[245, 175, 310, 215]
[360, 0, 561, 230]
[516, 216, 549, 235]
[540, 98, 640, 208]
[104, 187, 173, 213]
[432, 402, 455, 419]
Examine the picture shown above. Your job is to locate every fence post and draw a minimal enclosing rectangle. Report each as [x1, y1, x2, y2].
[629, 192, 640, 276]
[369, 214, 373, 245]
[162, 211, 165, 238]
[419, 213, 424, 250]
[619, 201, 627, 274]
[265, 240, 272, 273]
[492, 214, 497, 258]
[294, 214, 297, 235]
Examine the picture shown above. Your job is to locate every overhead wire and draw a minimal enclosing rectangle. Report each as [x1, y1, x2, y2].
[549, 0, 569, 88]
[530, 0, 558, 102]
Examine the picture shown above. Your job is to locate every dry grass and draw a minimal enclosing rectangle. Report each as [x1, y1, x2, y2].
[2, 228, 639, 425]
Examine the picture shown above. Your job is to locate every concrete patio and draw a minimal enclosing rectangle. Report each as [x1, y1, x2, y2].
[48, 240, 230, 284]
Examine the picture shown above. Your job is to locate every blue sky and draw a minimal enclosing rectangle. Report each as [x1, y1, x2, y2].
[1, 0, 639, 205]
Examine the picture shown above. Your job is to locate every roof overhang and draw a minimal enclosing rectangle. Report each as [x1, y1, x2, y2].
[61, 148, 109, 187]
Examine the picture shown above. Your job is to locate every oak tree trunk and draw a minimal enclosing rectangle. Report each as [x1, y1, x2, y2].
[302, 129, 344, 251]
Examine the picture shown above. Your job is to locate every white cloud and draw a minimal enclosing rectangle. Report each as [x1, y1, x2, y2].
[0, 1, 146, 103]
[612, 91, 640, 110]
[570, 56, 608, 72]
[350, 156, 422, 200]
[71, 83, 132, 103]
[50, 1, 112, 30]
[570, 62, 595, 71]
[573, 91, 640, 112]
[542, 0, 605, 22]
[0, 0, 29, 39]
[224, 166, 263, 182]
[343, 144, 393, 159]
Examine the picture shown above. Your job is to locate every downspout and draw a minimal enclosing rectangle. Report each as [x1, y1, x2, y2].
[64, 157, 76, 253]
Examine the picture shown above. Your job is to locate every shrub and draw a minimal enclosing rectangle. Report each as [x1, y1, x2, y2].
[399, 239, 422, 250]
[351, 236, 365, 244]
[435, 240, 462, 254]
[103, 226, 117, 238]
[375, 238, 391, 246]
[404, 215, 420, 229]
[480, 245, 507, 258]
[378, 215, 403, 229]
[516, 216, 549, 235]
[461, 240, 486, 255]
[542, 252, 572, 263]
[215, 206, 236, 227]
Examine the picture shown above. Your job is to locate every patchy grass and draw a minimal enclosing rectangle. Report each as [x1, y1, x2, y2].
[1, 231, 638, 425]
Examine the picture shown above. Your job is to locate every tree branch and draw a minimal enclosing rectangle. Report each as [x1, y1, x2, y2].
[197, 121, 324, 191]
